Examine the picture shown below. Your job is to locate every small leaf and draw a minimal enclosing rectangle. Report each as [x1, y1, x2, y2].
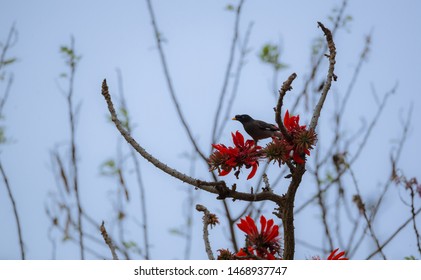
[99, 159, 117, 175]
[225, 4, 235, 11]
[1, 57, 17, 66]
[169, 228, 185, 236]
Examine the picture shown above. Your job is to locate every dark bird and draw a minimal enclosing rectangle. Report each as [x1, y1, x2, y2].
[232, 114, 281, 143]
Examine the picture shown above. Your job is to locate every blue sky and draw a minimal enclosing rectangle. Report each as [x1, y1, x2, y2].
[1, 0, 420, 259]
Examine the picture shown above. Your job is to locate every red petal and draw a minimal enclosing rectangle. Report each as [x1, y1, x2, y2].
[219, 168, 232, 176]
[245, 216, 258, 236]
[260, 216, 267, 235]
[247, 163, 258, 180]
[237, 219, 250, 235]
[293, 152, 305, 164]
[232, 131, 244, 147]
[327, 248, 339, 260]
[266, 224, 279, 242]
[284, 110, 291, 130]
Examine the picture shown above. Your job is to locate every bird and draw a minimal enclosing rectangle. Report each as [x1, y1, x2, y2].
[232, 114, 281, 143]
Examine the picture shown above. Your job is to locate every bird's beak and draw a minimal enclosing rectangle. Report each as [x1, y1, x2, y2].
[232, 117, 237, 120]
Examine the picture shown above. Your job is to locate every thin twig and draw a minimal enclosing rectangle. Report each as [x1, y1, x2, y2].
[296, 84, 396, 216]
[349, 167, 386, 259]
[315, 167, 334, 251]
[100, 221, 119, 260]
[0, 23, 18, 73]
[116, 68, 150, 259]
[408, 187, 421, 255]
[275, 72, 297, 141]
[366, 208, 421, 260]
[216, 21, 253, 142]
[349, 84, 397, 165]
[211, 0, 245, 144]
[145, 0, 207, 161]
[0, 161, 25, 259]
[0, 74, 13, 116]
[65, 37, 84, 259]
[291, 0, 347, 112]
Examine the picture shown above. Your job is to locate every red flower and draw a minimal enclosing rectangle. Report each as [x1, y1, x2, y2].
[209, 131, 261, 180]
[327, 248, 348, 260]
[283, 110, 317, 164]
[237, 215, 281, 259]
[284, 110, 306, 132]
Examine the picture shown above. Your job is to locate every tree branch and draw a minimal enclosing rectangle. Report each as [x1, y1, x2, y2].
[145, 0, 207, 161]
[211, 0, 245, 144]
[101, 79, 286, 205]
[100, 221, 119, 260]
[275, 72, 297, 141]
[0, 160, 25, 259]
[309, 22, 337, 131]
[196, 204, 216, 260]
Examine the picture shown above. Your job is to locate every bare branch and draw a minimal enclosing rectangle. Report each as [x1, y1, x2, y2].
[211, 0, 245, 144]
[216, 21, 253, 142]
[349, 167, 386, 259]
[101, 79, 285, 205]
[366, 208, 421, 260]
[196, 204, 218, 260]
[0, 161, 25, 259]
[145, 0, 207, 161]
[100, 221, 119, 260]
[291, 0, 347, 112]
[309, 22, 337, 131]
[115, 68, 150, 259]
[63, 37, 85, 259]
[275, 72, 297, 141]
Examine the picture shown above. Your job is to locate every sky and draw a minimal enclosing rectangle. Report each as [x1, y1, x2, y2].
[1, 0, 421, 260]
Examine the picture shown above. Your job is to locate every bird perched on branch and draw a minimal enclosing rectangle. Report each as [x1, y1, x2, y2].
[232, 114, 281, 143]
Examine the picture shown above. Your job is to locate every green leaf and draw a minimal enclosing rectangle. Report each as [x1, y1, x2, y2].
[168, 228, 185, 236]
[404, 256, 416, 260]
[1, 57, 17, 66]
[0, 127, 6, 144]
[225, 4, 235, 11]
[259, 43, 286, 71]
[99, 159, 117, 176]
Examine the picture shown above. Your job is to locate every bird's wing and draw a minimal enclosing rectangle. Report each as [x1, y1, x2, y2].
[255, 120, 279, 131]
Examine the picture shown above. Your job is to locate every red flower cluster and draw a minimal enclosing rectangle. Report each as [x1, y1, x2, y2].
[216, 215, 348, 260]
[236, 215, 281, 260]
[208, 131, 261, 180]
[262, 110, 316, 165]
[282, 110, 317, 164]
[209, 111, 316, 180]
